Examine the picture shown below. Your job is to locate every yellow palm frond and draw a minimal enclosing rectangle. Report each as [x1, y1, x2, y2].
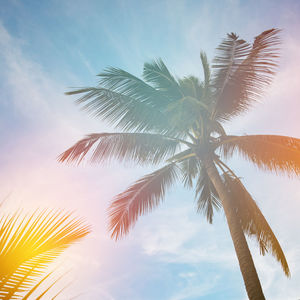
[0, 209, 90, 299]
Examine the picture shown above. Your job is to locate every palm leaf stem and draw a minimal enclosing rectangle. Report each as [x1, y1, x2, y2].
[215, 158, 240, 179]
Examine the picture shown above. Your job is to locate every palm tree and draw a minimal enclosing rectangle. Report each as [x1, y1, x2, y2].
[59, 29, 298, 299]
[0, 209, 90, 299]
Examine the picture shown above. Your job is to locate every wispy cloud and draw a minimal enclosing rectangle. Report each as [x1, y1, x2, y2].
[169, 273, 219, 300]
[0, 21, 131, 299]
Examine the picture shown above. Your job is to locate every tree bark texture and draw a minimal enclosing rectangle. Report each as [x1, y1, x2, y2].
[204, 160, 265, 300]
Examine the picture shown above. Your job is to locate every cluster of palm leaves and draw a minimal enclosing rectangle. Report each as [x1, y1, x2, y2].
[0, 208, 90, 299]
[59, 28, 300, 299]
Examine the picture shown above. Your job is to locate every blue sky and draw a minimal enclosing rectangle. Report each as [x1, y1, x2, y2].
[1, 0, 300, 299]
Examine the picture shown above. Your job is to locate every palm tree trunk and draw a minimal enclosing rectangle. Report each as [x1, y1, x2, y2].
[204, 160, 265, 300]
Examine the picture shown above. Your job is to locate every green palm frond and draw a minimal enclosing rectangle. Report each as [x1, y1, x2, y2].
[178, 155, 200, 188]
[212, 29, 280, 121]
[195, 167, 221, 223]
[0, 210, 90, 299]
[200, 51, 211, 91]
[165, 95, 208, 131]
[97, 67, 193, 137]
[98, 67, 162, 100]
[178, 76, 203, 100]
[219, 135, 300, 176]
[97, 67, 179, 114]
[66, 87, 173, 134]
[143, 58, 183, 100]
[108, 163, 179, 240]
[58, 132, 181, 165]
[223, 173, 290, 276]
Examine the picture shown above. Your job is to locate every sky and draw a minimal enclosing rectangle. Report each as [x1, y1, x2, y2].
[0, 0, 300, 299]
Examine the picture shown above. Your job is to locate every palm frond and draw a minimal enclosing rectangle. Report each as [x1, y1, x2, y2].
[35, 271, 69, 300]
[51, 280, 73, 300]
[108, 163, 179, 240]
[179, 155, 200, 188]
[208, 120, 226, 137]
[219, 135, 300, 176]
[58, 132, 181, 165]
[195, 167, 221, 223]
[200, 51, 211, 96]
[223, 173, 290, 276]
[66, 87, 174, 134]
[212, 32, 251, 119]
[21, 269, 71, 300]
[22, 269, 55, 300]
[167, 148, 195, 163]
[165, 75, 208, 133]
[143, 58, 183, 100]
[98, 68, 186, 136]
[0, 210, 90, 299]
[97, 67, 166, 105]
[212, 29, 280, 121]
[165, 95, 208, 131]
[178, 76, 203, 100]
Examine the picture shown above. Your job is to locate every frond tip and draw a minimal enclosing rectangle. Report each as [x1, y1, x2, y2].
[195, 167, 221, 224]
[58, 132, 180, 165]
[108, 163, 179, 240]
[143, 58, 182, 100]
[212, 28, 281, 121]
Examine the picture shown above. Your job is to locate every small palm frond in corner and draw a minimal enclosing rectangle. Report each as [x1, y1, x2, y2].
[0, 209, 91, 299]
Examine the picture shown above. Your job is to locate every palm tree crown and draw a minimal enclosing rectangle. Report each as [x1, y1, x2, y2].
[60, 29, 299, 299]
